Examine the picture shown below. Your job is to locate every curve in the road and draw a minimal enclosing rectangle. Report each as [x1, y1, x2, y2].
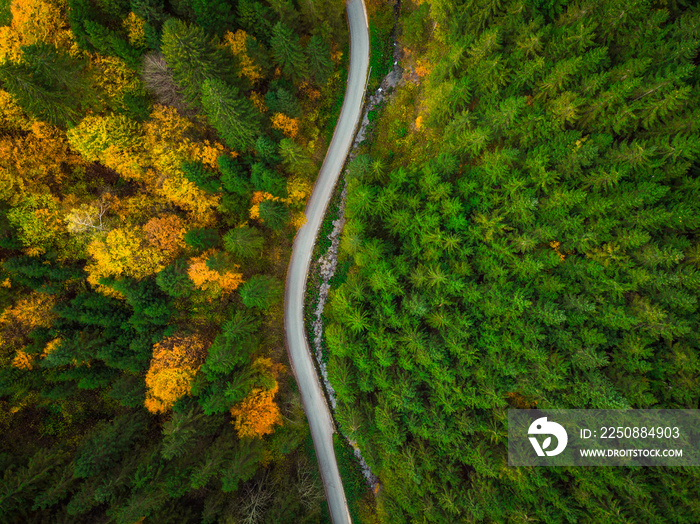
[283, 0, 369, 523]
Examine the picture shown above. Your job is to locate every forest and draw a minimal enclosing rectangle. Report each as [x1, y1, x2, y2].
[324, 0, 700, 522]
[0, 0, 349, 520]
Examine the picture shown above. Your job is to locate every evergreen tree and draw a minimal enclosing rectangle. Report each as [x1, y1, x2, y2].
[237, 0, 276, 44]
[73, 412, 147, 479]
[161, 19, 234, 108]
[184, 228, 220, 251]
[270, 22, 309, 81]
[257, 200, 290, 231]
[181, 160, 221, 193]
[223, 226, 264, 259]
[190, 0, 234, 35]
[201, 78, 261, 151]
[0, 62, 76, 127]
[239, 275, 282, 310]
[306, 34, 334, 84]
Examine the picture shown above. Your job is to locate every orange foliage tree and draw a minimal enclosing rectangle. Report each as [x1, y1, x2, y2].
[0, 292, 56, 357]
[144, 334, 209, 414]
[143, 214, 186, 255]
[187, 250, 244, 295]
[230, 384, 283, 438]
[271, 112, 299, 138]
[229, 357, 284, 438]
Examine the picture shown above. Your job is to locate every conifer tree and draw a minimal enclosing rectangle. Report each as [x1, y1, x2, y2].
[223, 226, 264, 259]
[306, 34, 334, 84]
[239, 275, 282, 310]
[270, 22, 309, 81]
[201, 78, 261, 151]
[160, 19, 234, 108]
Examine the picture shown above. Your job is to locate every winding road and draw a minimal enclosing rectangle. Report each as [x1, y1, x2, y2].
[283, 0, 369, 522]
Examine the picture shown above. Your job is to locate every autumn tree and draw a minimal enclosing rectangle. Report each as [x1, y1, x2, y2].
[271, 112, 299, 138]
[67, 113, 142, 164]
[86, 226, 165, 286]
[142, 214, 186, 262]
[229, 360, 283, 438]
[187, 250, 244, 295]
[0, 0, 73, 63]
[144, 334, 209, 414]
[222, 30, 263, 84]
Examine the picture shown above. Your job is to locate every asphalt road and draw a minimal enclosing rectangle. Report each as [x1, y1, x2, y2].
[283, 0, 369, 522]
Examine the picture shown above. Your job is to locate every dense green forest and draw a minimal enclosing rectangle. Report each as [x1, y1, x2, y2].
[0, 0, 349, 520]
[325, 0, 700, 521]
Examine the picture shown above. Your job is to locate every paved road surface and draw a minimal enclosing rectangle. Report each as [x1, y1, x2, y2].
[283, 0, 369, 522]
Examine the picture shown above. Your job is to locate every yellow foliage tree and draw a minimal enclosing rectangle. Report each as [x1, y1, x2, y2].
[271, 112, 299, 138]
[0, 292, 56, 355]
[144, 334, 208, 414]
[143, 106, 220, 226]
[230, 384, 283, 438]
[187, 250, 244, 294]
[86, 226, 165, 285]
[0, 89, 33, 133]
[6, 193, 65, 255]
[249, 92, 266, 113]
[67, 114, 143, 164]
[12, 350, 34, 370]
[122, 12, 146, 48]
[69, 105, 221, 227]
[0, 122, 81, 204]
[0, 0, 73, 63]
[222, 30, 263, 84]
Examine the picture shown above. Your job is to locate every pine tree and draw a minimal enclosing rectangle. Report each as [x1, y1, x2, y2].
[73, 412, 147, 478]
[0, 62, 76, 126]
[201, 78, 261, 151]
[257, 199, 290, 230]
[239, 275, 282, 310]
[190, 0, 233, 35]
[160, 19, 234, 108]
[270, 22, 309, 81]
[223, 226, 264, 259]
[237, 0, 275, 44]
[306, 34, 334, 84]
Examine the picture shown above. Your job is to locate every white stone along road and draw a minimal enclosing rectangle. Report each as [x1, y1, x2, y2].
[283, 0, 369, 522]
